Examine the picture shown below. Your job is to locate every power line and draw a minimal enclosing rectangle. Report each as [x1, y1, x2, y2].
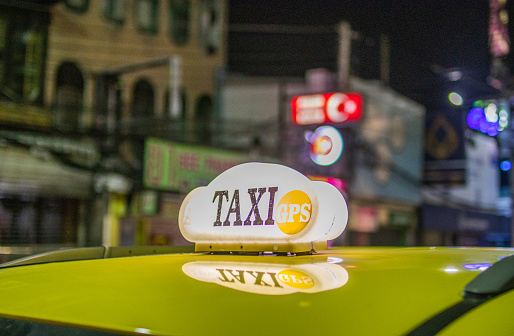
[230, 23, 337, 34]
[0, 0, 56, 12]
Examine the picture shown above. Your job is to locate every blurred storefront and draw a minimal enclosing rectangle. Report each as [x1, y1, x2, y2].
[0, 132, 99, 246]
[342, 78, 425, 246]
[421, 131, 510, 246]
[345, 202, 417, 246]
[421, 204, 510, 246]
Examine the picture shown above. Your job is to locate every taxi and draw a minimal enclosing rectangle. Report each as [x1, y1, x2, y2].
[0, 163, 513, 335]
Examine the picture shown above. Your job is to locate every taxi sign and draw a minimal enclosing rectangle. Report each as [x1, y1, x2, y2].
[178, 162, 348, 253]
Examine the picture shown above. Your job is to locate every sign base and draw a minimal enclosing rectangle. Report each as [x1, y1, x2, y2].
[195, 241, 328, 253]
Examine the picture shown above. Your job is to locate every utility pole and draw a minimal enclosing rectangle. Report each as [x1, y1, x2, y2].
[336, 21, 352, 91]
[380, 34, 391, 86]
[168, 56, 182, 119]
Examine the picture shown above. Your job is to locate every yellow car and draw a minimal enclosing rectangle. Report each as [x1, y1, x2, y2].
[1, 246, 513, 335]
[0, 163, 512, 335]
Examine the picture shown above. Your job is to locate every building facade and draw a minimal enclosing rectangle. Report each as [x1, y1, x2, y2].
[0, 0, 227, 248]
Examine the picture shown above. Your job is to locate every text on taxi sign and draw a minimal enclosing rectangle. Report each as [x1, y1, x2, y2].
[212, 187, 314, 235]
[213, 187, 278, 226]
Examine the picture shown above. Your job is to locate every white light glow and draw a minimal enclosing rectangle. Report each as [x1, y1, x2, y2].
[448, 71, 462, 81]
[485, 103, 498, 122]
[135, 328, 151, 334]
[448, 92, 463, 106]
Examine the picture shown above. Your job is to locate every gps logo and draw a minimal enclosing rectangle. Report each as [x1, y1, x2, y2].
[275, 190, 312, 235]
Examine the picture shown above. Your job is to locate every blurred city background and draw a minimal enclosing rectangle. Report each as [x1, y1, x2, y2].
[0, 0, 513, 260]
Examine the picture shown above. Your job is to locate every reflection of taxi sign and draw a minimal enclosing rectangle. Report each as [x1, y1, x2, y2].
[291, 92, 363, 125]
[182, 259, 349, 295]
[178, 162, 348, 253]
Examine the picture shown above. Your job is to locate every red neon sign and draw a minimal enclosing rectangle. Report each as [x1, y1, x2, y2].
[291, 92, 363, 125]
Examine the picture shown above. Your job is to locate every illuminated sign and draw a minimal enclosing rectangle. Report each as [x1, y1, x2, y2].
[291, 92, 362, 125]
[178, 162, 348, 253]
[489, 0, 510, 57]
[182, 258, 349, 295]
[307, 175, 346, 192]
[305, 126, 343, 166]
[144, 138, 249, 192]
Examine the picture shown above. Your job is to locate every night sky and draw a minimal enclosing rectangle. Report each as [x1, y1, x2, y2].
[227, 0, 506, 111]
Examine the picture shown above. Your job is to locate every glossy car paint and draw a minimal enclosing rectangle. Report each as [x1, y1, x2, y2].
[0, 247, 512, 335]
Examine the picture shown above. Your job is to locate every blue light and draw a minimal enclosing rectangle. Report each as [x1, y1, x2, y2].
[487, 126, 500, 137]
[501, 160, 512, 171]
[463, 263, 492, 271]
[467, 107, 484, 130]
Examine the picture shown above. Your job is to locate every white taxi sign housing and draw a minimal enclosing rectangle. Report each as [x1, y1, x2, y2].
[178, 163, 348, 252]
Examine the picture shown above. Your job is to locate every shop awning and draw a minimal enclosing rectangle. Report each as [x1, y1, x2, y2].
[0, 146, 93, 199]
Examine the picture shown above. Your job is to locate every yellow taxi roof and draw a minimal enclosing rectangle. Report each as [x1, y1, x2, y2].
[0, 246, 512, 335]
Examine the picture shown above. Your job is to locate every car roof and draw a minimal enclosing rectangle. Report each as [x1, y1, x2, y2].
[0, 246, 512, 335]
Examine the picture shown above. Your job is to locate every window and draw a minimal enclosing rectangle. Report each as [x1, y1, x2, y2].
[198, 0, 221, 55]
[0, 9, 48, 105]
[169, 0, 190, 45]
[54, 62, 84, 131]
[195, 94, 213, 144]
[65, 0, 89, 13]
[135, 0, 158, 34]
[0, 14, 7, 87]
[130, 79, 155, 160]
[131, 78, 155, 120]
[101, 0, 127, 25]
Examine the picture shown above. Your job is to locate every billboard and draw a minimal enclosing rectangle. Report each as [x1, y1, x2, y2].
[349, 77, 425, 204]
[424, 111, 466, 185]
[144, 138, 250, 192]
[291, 92, 362, 125]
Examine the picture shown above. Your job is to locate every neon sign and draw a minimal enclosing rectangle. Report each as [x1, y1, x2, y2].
[305, 126, 343, 166]
[291, 92, 363, 125]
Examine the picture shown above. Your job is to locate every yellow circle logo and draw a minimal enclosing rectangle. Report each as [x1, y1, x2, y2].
[277, 270, 315, 289]
[275, 190, 312, 235]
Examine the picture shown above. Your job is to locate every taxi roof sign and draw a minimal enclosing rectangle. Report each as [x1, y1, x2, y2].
[178, 162, 348, 253]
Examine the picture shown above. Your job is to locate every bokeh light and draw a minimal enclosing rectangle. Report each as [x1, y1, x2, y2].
[448, 92, 463, 106]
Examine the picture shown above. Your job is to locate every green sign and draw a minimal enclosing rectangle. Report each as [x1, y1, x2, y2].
[144, 138, 250, 192]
